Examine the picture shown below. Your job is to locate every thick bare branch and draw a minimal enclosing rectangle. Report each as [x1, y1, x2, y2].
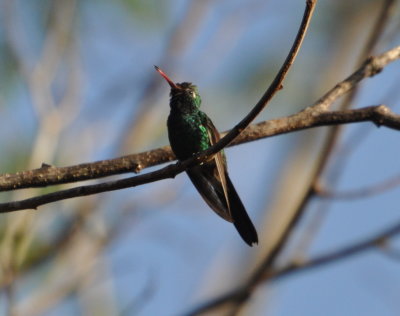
[0, 146, 174, 191]
[1, 43, 399, 193]
[0, 104, 399, 213]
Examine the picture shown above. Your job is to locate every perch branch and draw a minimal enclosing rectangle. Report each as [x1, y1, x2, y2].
[0, 105, 399, 212]
[0, 43, 398, 192]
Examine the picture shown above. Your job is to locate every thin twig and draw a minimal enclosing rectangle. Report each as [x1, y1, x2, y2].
[268, 219, 400, 281]
[316, 172, 400, 199]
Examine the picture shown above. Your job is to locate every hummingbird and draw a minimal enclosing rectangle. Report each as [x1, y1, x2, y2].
[155, 66, 258, 246]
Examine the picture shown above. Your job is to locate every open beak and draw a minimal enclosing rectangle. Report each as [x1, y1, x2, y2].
[154, 66, 179, 89]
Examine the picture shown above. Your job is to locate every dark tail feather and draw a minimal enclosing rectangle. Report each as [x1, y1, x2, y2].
[187, 168, 231, 221]
[187, 166, 258, 246]
[226, 176, 258, 246]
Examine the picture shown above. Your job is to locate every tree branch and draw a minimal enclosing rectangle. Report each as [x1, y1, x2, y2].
[1, 43, 399, 193]
[0, 104, 399, 213]
[0, 147, 175, 191]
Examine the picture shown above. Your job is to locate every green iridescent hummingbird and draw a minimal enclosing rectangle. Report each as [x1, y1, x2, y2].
[155, 66, 258, 246]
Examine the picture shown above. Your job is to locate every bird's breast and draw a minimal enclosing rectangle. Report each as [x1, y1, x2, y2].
[167, 113, 210, 160]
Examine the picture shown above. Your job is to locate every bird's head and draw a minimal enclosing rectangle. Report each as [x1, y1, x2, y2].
[155, 66, 201, 112]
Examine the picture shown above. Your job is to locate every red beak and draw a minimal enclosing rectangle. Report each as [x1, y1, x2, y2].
[154, 66, 179, 89]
